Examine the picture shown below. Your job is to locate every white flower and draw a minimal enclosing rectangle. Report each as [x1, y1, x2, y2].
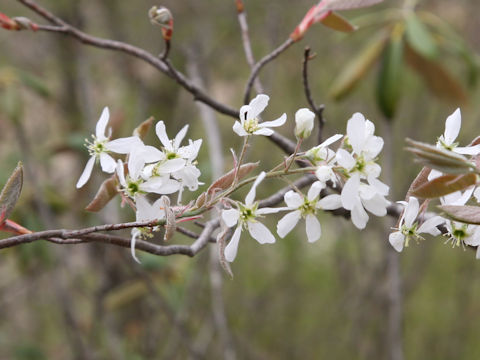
[130, 194, 166, 263]
[341, 174, 390, 229]
[436, 108, 480, 155]
[295, 108, 315, 139]
[388, 197, 444, 252]
[346, 112, 384, 160]
[306, 133, 343, 165]
[222, 172, 285, 262]
[76, 107, 143, 188]
[277, 181, 342, 242]
[233, 94, 286, 137]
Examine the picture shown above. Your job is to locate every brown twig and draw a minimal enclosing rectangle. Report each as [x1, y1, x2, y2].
[302, 47, 325, 143]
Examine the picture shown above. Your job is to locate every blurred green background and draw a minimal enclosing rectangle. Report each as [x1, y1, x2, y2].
[1, 0, 480, 359]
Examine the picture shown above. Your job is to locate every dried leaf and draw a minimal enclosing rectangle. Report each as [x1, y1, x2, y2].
[410, 173, 477, 199]
[329, 32, 386, 100]
[162, 196, 176, 242]
[195, 192, 207, 208]
[439, 205, 480, 225]
[405, 13, 438, 59]
[320, 11, 357, 33]
[133, 117, 154, 140]
[217, 226, 233, 279]
[85, 176, 119, 212]
[405, 44, 468, 104]
[0, 162, 23, 221]
[207, 162, 259, 195]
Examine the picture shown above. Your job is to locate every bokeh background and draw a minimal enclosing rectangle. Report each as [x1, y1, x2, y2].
[1, 0, 480, 359]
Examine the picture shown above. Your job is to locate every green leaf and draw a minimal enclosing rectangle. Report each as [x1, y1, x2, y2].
[410, 173, 477, 199]
[376, 25, 404, 119]
[0, 162, 23, 221]
[439, 205, 480, 225]
[320, 11, 357, 33]
[329, 32, 386, 100]
[85, 176, 119, 212]
[405, 14, 438, 60]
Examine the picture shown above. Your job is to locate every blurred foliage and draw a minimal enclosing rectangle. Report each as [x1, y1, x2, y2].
[0, 0, 480, 359]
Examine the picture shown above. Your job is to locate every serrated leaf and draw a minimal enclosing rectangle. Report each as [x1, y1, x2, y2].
[0, 162, 23, 221]
[330, 32, 386, 100]
[439, 205, 480, 225]
[85, 176, 119, 212]
[405, 44, 468, 104]
[320, 11, 357, 33]
[410, 173, 477, 199]
[405, 14, 438, 60]
[207, 162, 259, 195]
[376, 25, 404, 119]
[133, 117, 154, 140]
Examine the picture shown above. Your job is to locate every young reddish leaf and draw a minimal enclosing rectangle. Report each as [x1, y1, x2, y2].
[207, 162, 259, 195]
[85, 176, 119, 212]
[0, 219, 32, 235]
[405, 13, 438, 60]
[0, 162, 23, 221]
[406, 166, 431, 199]
[329, 32, 386, 100]
[321, 0, 384, 12]
[0, 13, 20, 30]
[133, 117, 154, 140]
[320, 11, 357, 33]
[410, 173, 477, 199]
[376, 25, 404, 119]
[439, 205, 480, 225]
[405, 44, 468, 104]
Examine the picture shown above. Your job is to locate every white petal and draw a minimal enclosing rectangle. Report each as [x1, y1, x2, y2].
[233, 121, 248, 136]
[277, 210, 301, 238]
[317, 194, 342, 210]
[116, 160, 127, 187]
[350, 202, 369, 229]
[141, 146, 165, 163]
[336, 148, 356, 171]
[347, 112, 366, 154]
[100, 153, 117, 173]
[106, 136, 142, 154]
[127, 147, 145, 180]
[135, 194, 153, 222]
[308, 181, 324, 201]
[368, 177, 389, 196]
[305, 214, 321, 243]
[474, 187, 480, 203]
[404, 197, 419, 227]
[76, 156, 96, 188]
[257, 207, 288, 215]
[178, 139, 202, 160]
[159, 158, 187, 173]
[155, 121, 173, 150]
[389, 231, 404, 252]
[239, 105, 250, 122]
[476, 246, 480, 260]
[362, 194, 388, 217]
[319, 134, 343, 148]
[454, 145, 480, 155]
[248, 221, 276, 244]
[341, 174, 360, 210]
[225, 226, 242, 262]
[174, 125, 189, 149]
[245, 171, 266, 205]
[444, 108, 461, 145]
[417, 216, 444, 236]
[464, 227, 480, 247]
[141, 177, 180, 194]
[252, 128, 274, 136]
[222, 209, 240, 228]
[247, 94, 269, 119]
[95, 107, 110, 140]
[365, 163, 381, 178]
[259, 113, 287, 128]
[364, 136, 384, 159]
[284, 190, 304, 208]
[130, 229, 142, 264]
[427, 169, 442, 181]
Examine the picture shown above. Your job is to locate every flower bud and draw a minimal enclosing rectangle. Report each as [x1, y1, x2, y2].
[295, 108, 315, 139]
[148, 6, 173, 40]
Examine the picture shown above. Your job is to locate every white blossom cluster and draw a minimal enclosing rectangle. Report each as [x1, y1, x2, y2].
[76, 107, 202, 262]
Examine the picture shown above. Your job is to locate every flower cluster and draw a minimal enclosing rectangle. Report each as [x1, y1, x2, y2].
[77, 107, 202, 262]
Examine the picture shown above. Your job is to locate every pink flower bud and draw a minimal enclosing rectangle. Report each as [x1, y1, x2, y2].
[148, 6, 174, 41]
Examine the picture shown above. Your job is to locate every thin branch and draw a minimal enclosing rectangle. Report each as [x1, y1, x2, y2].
[258, 174, 316, 208]
[243, 38, 294, 104]
[302, 47, 325, 143]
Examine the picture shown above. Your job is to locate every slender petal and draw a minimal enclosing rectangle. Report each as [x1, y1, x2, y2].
[336, 149, 356, 171]
[259, 113, 287, 128]
[128, 147, 146, 180]
[454, 144, 480, 155]
[347, 112, 366, 154]
[247, 94, 269, 119]
[253, 128, 274, 136]
[106, 136, 142, 154]
[222, 209, 240, 228]
[389, 231, 404, 252]
[233, 121, 248, 136]
[100, 153, 117, 173]
[305, 214, 321, 242]
[362, 194, 388, 216]
[159, 158, 187, 173]
[155, 121, 173, 150]
[404, 197, 419, 228]
[284, 190, 303, 208]
[317, 194, 342, 210]
[116, 160, 127, 187]
[341, 174, 360, 210]
[417, 216, 444, 236]
[308, 181, 324, 201]
[141, 146, 165, 163]
[141, 177, 180, 194]
[245, 171, 266, 206]
[248, 221, 276, 244]
[319, 134, 343, 148]
[96, 107, 110, 140]
[76, 156, 96, 188]
[257, 207, 288, 215]
[350, 202, 369, 229]
[239, 105, 250, 122]
[130, 229, 142, 264]
[174, 124, 189, 149]
[277, 210, 302, 238]
[225, 226, 242, 262]
[444, 108, 461, 145]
